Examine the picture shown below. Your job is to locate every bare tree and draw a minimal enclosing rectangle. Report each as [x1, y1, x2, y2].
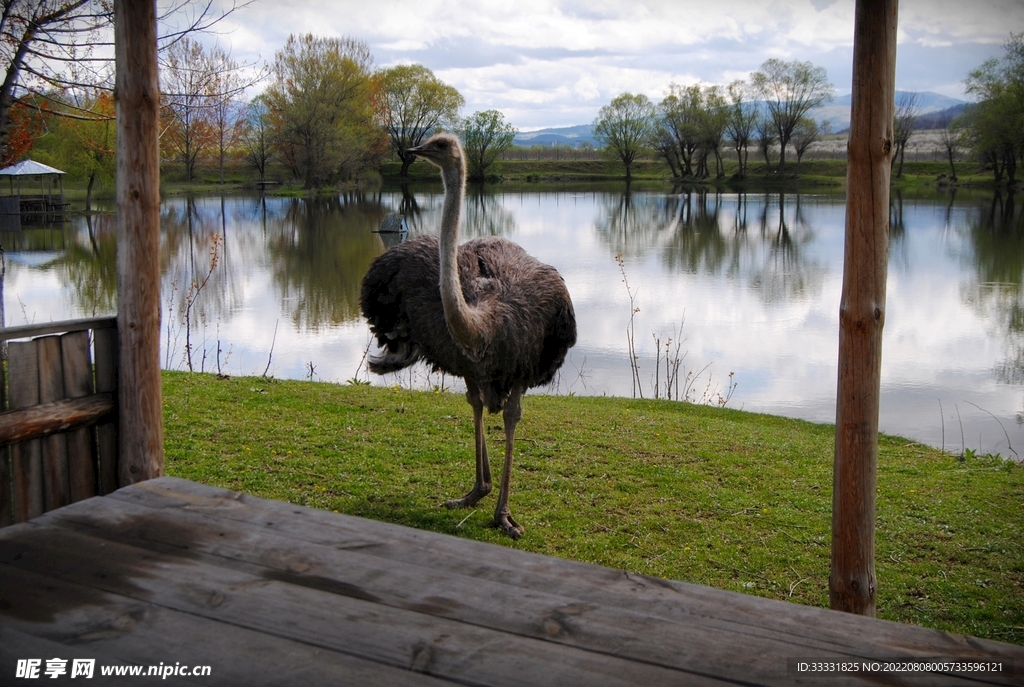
[791, 116, 826, 168]
[161, 37, 217, 182]
[651, 122, 683, 179]
[940, 122, 962, 181]
[892, 91, 920, 177]
[751, 58, 834, 175]
[0, 0, 249, 161]
[208, 46, 251, 184]
[241, 95, 272, 184]
[725, 80, 758, 179]
[754, 110, 777, 172]
[161, 38, 262, 183]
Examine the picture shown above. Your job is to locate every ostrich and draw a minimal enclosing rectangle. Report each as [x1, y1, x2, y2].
[359, 133, 577, 539]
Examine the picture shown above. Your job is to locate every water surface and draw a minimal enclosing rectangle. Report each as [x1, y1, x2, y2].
[4, 186, 1023, 456]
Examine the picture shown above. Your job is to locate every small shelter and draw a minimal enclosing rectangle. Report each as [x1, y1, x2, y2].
[0, 159, 68, 229]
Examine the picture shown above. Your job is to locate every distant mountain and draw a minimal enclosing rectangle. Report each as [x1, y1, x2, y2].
[514, 124, 598, 148]
[813, 91, 969, 132]
[513, 91, 970, 148]
[911, 104, 970, 130]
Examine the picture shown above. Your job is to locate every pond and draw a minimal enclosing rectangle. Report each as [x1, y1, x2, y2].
[3, 185, 1024, 457]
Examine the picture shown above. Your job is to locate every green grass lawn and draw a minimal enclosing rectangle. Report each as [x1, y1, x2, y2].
[162, 371, 1024, 645]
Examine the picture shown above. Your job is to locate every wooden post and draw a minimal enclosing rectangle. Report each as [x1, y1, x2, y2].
[831, 0, 898, 616]
[114, 0, 163, 485]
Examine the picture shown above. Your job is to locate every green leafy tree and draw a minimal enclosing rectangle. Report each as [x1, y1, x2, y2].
[594, 92, 655, 180]
[459, 110, 516, 181]
[791, 116, 826, 168]
[29, 89, 115, 209]
[55, 91, 116, 209]
[750, 58, 834, 175]
[264, 34, 385, 188]
[961, 33, 1024, 185]
[656, 85, 702, 178]
[694, 85, 728, 179]
[241, 95, 273, 184]
[374, 64, 464, 177]
[654, 84, 728, 180]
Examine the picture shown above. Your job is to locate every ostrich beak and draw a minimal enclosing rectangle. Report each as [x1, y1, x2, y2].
[406, 143, 425, 156]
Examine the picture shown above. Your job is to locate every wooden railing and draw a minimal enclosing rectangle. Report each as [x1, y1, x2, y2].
[0, 317, 118, 527]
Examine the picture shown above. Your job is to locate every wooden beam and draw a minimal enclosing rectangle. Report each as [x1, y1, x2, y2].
[0, 316, 116, 343]
[0, 393, 114, 447]
[831, 0, 898, 616]
[114, 0, 163, 486]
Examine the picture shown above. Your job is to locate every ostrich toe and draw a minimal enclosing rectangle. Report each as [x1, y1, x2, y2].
[495, 510, 524, 540]
[443, 483, 491, 509]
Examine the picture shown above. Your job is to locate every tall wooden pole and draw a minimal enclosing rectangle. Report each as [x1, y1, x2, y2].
[831, 0, 898, 616]
[114, 0, 164, 485]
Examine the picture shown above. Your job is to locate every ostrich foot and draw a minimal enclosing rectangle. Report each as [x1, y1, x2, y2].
[495, 511, 524, 540]
[443, 484, 491, 509]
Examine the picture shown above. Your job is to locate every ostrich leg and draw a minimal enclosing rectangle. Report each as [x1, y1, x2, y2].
[494, 389, 525, 539]
[444, 383, 492, 508]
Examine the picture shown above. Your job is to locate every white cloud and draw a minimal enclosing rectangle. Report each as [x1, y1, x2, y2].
[212, 0, 1023, 128]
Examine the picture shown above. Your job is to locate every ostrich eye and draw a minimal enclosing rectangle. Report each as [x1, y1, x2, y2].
[437, 141, 448, 149]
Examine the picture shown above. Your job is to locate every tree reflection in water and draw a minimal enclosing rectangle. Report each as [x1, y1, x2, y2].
[4, 187, 1024, 453]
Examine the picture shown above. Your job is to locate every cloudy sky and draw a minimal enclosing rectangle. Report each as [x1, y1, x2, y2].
[206, 0, 1024, 130]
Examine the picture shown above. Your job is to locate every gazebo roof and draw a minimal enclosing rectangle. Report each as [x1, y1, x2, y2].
[0, 159, 65, 176]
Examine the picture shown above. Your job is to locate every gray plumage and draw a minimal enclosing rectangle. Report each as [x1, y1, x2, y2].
[360, 133, 576, 538]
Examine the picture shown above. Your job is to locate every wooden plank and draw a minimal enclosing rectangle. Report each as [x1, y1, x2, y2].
[0, 326, 8, 528]
[115, 0, 164, 486]
[35, 494, 995, 687]
[93, 325, 118, 495]
[0, 316, 117, 343]
[60, 331, 93, 395]
[0, 567, 455, 687]
[0, 522, 727, 687]
[7, 340, 42, 521]
[0, 393, 113, 447]
[53, 481, 1024, 683]
[62, 330, 97, 502]
[37, 335, 70, 512]
[0, 446, 9, 528]
[0, 345, 9, 527]
[0, 625, 205, 687]
[109, 478, 1024, 667]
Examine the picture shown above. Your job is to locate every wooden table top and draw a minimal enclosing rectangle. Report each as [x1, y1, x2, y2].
[1, 477, 1020, 685]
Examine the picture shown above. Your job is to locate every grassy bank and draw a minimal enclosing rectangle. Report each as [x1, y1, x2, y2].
[379, 156, 994, 189]
[162, 371, 1024, 644]
[55, 157, 994, 204]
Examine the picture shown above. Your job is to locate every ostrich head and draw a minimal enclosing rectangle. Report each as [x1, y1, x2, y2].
[407, 133, 465, 173]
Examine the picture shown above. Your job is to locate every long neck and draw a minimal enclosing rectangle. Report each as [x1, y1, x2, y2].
[438, 157, 484, 356]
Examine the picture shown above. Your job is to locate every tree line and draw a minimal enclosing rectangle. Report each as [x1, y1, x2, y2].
[593, 36, 1024, 187]
[1, 6, 516, 189]
[593, 58, 835, 181]
[3, 6, 1020, 189]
